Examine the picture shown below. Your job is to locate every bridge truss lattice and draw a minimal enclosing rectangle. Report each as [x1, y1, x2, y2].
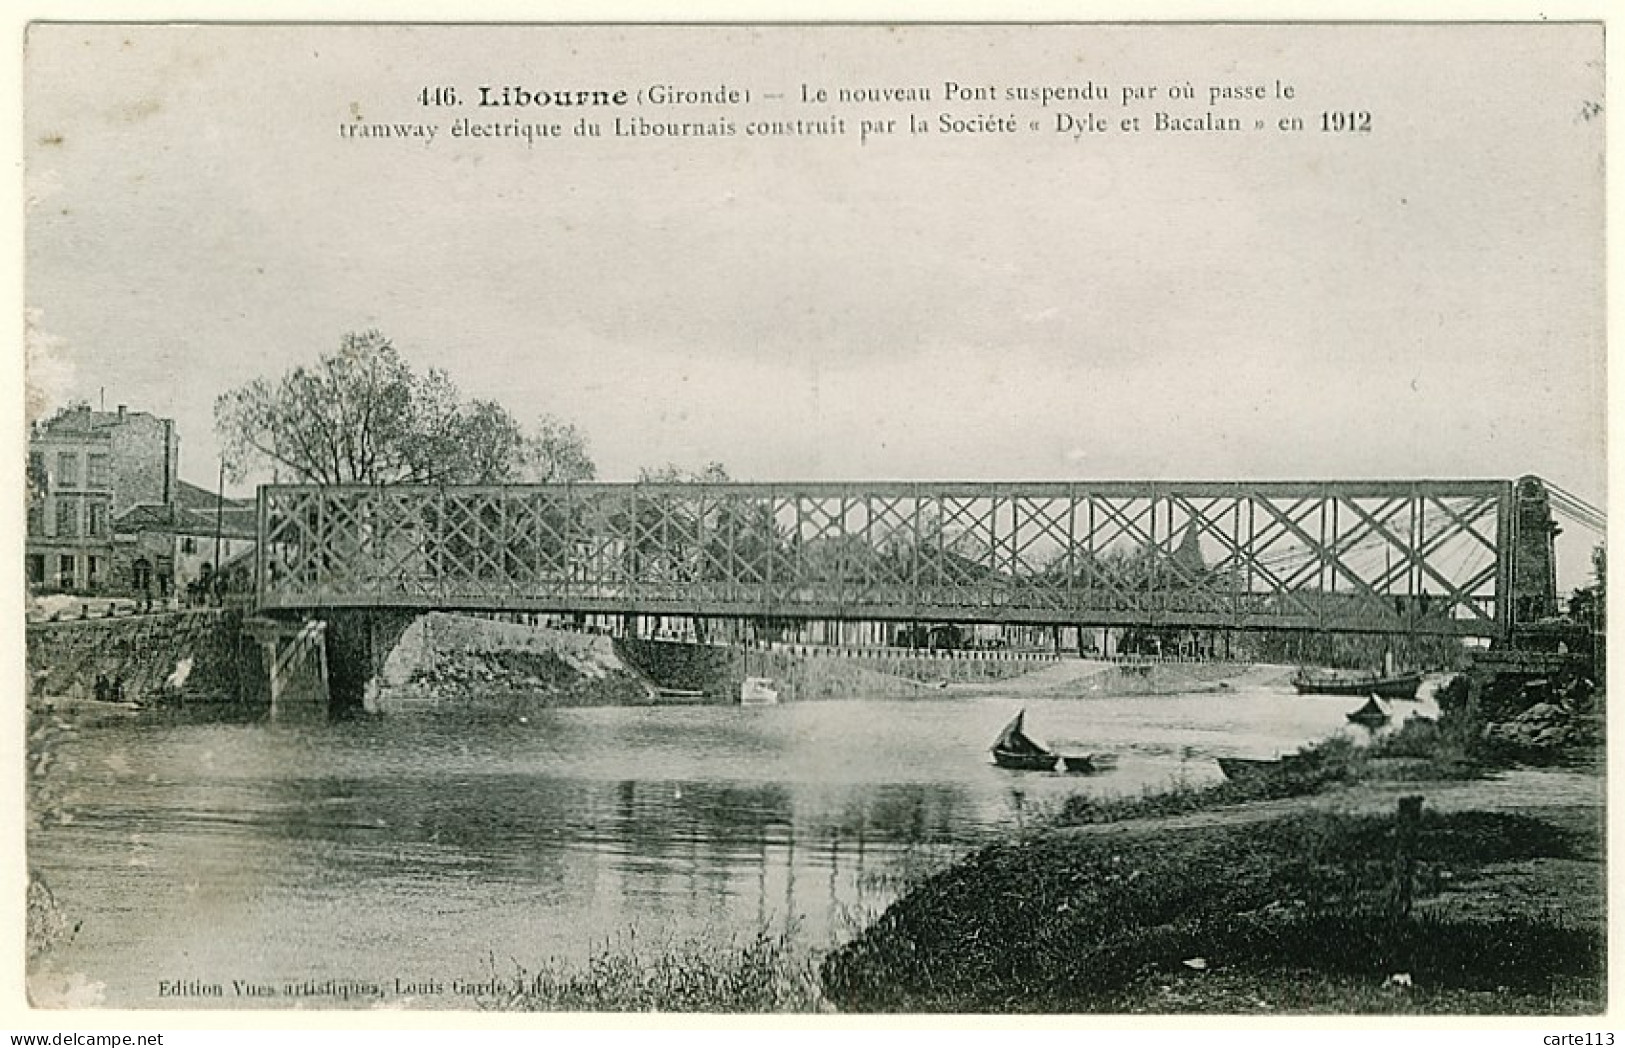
[256, 479, 1520, 639]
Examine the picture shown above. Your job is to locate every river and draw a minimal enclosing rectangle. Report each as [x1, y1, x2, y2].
[27, 679, 1425, 1009]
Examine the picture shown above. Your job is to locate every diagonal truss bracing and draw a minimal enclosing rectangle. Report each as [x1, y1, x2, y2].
[257, 479, 1518, 638]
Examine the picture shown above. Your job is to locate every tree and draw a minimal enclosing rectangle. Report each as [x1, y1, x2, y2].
[637, 461, 731, 484]
[525, 417, 597, 483]
[1569, 543, 1606, 631]
[214, 330, 581, 486]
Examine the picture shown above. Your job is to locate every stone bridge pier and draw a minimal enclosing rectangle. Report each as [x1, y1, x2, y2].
[242, 616, 330, 720]
[244, 609, 417, 716]
[322, 609, 420, 713]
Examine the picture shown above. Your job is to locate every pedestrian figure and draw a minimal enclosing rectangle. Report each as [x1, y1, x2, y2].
[112, 675, 125, 703]
[93, 673, 109, 702]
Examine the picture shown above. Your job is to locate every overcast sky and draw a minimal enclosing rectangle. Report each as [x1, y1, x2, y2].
[24, 23, 1605, 534]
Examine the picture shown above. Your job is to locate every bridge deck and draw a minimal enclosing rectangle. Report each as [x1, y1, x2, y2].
[255, 479, 1519, 638]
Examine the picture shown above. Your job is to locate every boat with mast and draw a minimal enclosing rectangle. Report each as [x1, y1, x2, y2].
[990, 709, 1059, 771]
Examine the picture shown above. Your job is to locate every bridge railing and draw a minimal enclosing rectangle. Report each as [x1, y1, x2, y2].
[256, 479, 1517, 639]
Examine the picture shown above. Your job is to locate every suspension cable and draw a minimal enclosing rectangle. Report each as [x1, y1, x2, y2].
[1544, 481, 1606, 533]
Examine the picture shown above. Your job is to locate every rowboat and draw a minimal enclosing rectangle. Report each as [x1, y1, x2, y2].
[991, 710, 1059, 771]
[1216, 756, 1283, 780]
[1061, 753, 1118, 774]
[1218, 752, 1323, 781]
[1292, 669, 1422, 700]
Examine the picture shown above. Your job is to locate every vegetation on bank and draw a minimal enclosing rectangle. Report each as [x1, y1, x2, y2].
[818, 806, 1604, 1013]
[818, 667, 1606, 1014]
[1044, 705, 1492, 830]
[485, 928, 825, 1013]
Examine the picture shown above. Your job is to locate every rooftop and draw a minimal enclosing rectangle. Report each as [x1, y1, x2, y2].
[116, 499, 257, 540]
[33, 404, 173, 439]
[175, 479, 254, 513]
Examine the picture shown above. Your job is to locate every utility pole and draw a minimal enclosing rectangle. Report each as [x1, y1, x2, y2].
[213, 457, 226, 604]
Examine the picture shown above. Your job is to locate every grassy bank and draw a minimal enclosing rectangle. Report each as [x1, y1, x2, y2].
[819, 678, 1606, 1014]
[818, 804, 1604, 1013]
[484, 928, 826, 1012]
[1047, 721, 1477, 829]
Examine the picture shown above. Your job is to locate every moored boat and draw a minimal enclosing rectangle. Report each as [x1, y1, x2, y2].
[1346, 695, 1391, 728]
[995, 749, 1060, 771]
[1292, 669, 1422, 700]
[1216, 756, 1282, 780]
[739, 676, 780, 706]
[1217, 750, 1327, 781]
[991, 710, 1059, 771]
[1061, 753, 1117, 774]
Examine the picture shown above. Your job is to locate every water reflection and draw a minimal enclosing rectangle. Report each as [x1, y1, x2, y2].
[29, 687, 1377, 1008]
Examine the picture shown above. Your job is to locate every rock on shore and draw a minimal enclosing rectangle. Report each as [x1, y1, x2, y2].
[370, 613, 647, 713]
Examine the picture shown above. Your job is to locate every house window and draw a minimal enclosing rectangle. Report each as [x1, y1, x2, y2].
[54, 499, 79, 538]
[27, 499, 43, 536]
[87, 501, 108, 537]
[27, 555, 44, 585]
[132, 558, 153, 593]
[55, 452, 80, 488]
[57, 554, 75, 589]
[181, 536, 198, 555]
[87, 453, 110, 489]
[87, 556, 100, 589]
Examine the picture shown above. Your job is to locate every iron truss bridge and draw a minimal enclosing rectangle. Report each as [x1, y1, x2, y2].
[254, 479, 1561, 640]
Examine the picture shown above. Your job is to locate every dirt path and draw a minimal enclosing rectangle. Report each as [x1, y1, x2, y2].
[1061, 767, 1604, 839]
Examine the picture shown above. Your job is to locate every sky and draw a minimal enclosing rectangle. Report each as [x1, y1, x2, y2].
[22, 24, 1606, 580]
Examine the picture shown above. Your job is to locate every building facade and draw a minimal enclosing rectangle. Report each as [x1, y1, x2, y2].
[27, 404, 180, 595]
[116, 480, 257, 601]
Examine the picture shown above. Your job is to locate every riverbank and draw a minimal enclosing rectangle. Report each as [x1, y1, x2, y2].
[367, 612, 1265, 712]
[468, 755, 1602, 1014]
[955, 658, 1294, 699]
[814, 657, 1609, 1014]
[817, 753, 1605, 1014]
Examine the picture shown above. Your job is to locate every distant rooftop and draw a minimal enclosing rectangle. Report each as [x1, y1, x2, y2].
[33, 404, 173, 438]
[116, 498, 257, 539]
[175, 479, 254, 512]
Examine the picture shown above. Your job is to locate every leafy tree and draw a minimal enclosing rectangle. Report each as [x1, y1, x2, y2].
[214, 330, 586, 486]
[1569, 543, 1606, 630]
[525, 418, 597, 483]
[637, 461, 731, 484]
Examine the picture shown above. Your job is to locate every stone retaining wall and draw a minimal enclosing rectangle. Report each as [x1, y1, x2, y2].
[26, 609, 252, 705]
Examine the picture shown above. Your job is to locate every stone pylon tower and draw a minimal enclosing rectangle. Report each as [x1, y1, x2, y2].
[1510, 475, 1561, 625]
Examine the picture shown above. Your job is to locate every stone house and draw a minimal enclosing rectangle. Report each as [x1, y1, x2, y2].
[115, 480, 257, 602]
[26, 404, 178, 595]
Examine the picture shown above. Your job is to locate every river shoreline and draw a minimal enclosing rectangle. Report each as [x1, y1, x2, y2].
[458, 760, 1604, 1014]
[816, 750, 1606, 1015]
[26, 634, 1601, 1015]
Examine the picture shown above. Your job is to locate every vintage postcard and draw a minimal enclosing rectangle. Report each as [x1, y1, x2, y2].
[17, 20, 1608, 1024]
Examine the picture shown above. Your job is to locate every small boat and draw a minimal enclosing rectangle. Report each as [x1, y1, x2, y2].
[1346, 695, 1391, 728]
[995, 749, 1059, 772]
[1218, 752, 1327, 781]
[739, 676, 780, 706]
[1292, 669, 1422, 700]
[1061, 753, 1118, 774]
[653, 685, 706, 700]
[1217, 756, 1284, 780]
[991, 710, 1059, 771]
